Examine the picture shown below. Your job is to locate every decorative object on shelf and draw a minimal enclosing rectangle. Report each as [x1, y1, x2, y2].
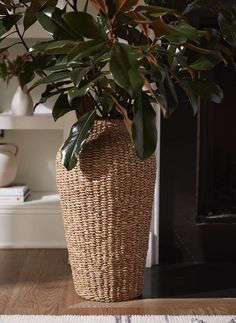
[1, 0, 236, 302]
[0, 184, 30, 203]
[0, 143, 18, 187]
[11, 84, 34, 116]
[56, 120, 156, 301]
[0, 51, 39, 115]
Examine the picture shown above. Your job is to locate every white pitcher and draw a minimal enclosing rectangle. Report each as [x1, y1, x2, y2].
[0, 143, 18, 187]
[11, 85, 34, 116]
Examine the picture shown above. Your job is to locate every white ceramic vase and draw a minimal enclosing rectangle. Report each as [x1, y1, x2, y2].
[0, 143, 18, 187]
[11, 84, 34, 116]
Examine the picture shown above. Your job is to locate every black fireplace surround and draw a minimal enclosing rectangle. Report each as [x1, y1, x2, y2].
[159, 3, 236, 264]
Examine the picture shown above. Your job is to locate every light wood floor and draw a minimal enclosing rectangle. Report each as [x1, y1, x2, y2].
[0, 249, 236, 315]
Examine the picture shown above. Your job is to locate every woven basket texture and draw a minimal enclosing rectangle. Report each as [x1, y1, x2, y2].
[56, 119, 156, 302]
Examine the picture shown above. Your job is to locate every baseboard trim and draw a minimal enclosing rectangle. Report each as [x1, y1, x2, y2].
[0, 212, 66, 248]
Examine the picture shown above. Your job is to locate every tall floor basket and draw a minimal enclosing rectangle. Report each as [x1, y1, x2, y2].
[56, 119, 156, 302]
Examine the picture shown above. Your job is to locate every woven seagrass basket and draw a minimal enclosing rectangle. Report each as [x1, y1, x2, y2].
[56, 119, 156, 302]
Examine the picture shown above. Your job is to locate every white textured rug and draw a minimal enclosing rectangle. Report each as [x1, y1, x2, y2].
[0, 316, 236, 323]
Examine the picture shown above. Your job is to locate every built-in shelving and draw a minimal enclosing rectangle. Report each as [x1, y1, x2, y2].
[0, 191, 60, 213]
[0, 110, 75, 248]
[0, 112, 64, 130]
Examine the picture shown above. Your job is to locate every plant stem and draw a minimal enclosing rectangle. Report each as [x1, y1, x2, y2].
[88, 92, 105, 118]
[83, 0, 89, 12]
[72, 0, 77, 11]
[19, 0, 29, 8]
[65, 0, 75, 11]
[14, 23, 29, 52]
[3, 41, 22, 50]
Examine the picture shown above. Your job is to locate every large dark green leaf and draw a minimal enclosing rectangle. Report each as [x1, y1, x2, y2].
[67, 40, 106, 63]
[132, 92, 157, 160]
[183, 80, 223, 103]
[46, 57, 69, 71]
[33, 71, 70, 87]
[61, 110, 96, 170]
[150, 63, 166, 82]
[30, 40, 77, 55]
[183, 0, 212, 14]
[35, 81, 71, 107]
[19, 62, 35, 87]
[70, 67, 90, 88]
[168, 21, 200, 43]
[189, 56, 215, 70]
[158, 69, 178, 117]
[62, 12, 107, 40]
[218, 9, 236, 48]
[68, 73, 104, 104]
[24, 0, 58, 31]
[110, 43, 143, 97]
[180, 80, 199, 115]
[135, 5, 176, 16]
[52, 93, 75, 121]
[36, 7, 79, 40]
[0, 14, 22, 38]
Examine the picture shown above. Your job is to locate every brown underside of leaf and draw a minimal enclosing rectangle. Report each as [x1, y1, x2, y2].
[152, 17, 170, 37]
[110, 94, 132, 136]
[116, 0, 140, 15]
[90, 0, 108, 16]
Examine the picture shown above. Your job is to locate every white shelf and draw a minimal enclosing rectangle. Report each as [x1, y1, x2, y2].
[0, 191, 61, 213]
[0, 113, 64, 130]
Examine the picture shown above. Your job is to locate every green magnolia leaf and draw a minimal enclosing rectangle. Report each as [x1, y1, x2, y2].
[70, 67, 90, 88]
[68, 74, 104, 104]
[110, 43, 144, 97]
[183, 0, 212, 14]
[189, 56, 215, 70]
[36, 89, 60, 106]
[184, 80, 224, 103]
[167, 45, 179, 70]
[61, 110, 96, 170]
[168, 21, 199, 43]
[150, 63, 166, 82]
[30, 40, 77, 55]
[62, 12, 107, 40]
[67, 40, 106, 63]
[33, 71, 70, 87]
[52, 93, 75, 121]
[24, 0, 58, 31]
[0, 14, 22, 38]
[35, 81, 71, 107]
[19, 62, 35, 87]
[36, 7, 79, 40]
[132, 91, 157, 160]
[158, 69, 178, 117]
[218, 9, 236, 48]
[180, 80, 198, 115]
[135, 5, 176, 15]
[46, 57, 69, 71]
[166, 33, 187, 44]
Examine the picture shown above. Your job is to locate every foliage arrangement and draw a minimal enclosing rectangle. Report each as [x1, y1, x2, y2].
[0, 0, 236, 170]
[0, 50, 33, 83]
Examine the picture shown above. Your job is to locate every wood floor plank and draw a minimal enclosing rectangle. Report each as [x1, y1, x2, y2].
[0, 249, 236, 315]
[0, 249, 27, 314]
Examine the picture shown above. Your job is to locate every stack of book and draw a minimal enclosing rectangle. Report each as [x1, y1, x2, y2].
[0, 184, 30, 203]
